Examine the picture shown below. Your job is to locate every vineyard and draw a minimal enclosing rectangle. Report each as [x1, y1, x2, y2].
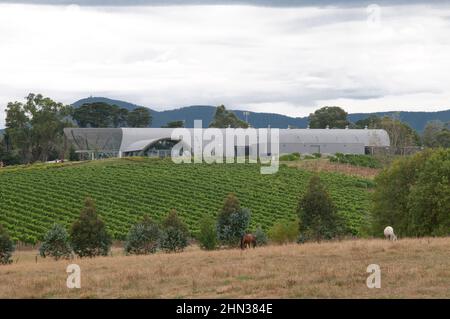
[0, 158, 374, 243]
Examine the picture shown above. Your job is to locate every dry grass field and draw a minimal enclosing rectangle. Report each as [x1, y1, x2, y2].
[1, 238, 449, 299]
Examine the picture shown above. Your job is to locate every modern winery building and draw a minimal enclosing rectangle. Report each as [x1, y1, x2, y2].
[64, 127, 390, 159]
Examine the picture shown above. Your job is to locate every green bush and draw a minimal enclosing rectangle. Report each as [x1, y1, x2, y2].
[160, 210, 189, 252]
[70, 197, 112, 258]
[197, 216, 218, 250]
[216, 194, 251, 247]
[268, 220, 299, 244]
[329, 153, 382, 168]
[312, 152, 322, 158]
[39, 224, 72, 260]
[160, 227, 188, 253]
[280, 152, 301, 161]
[0, 224, 14, 265]
[254, 225, 268, 246]
[297, 175, 341, 241]
[124, 215, 161, 255]
[372, 148, 450, 237]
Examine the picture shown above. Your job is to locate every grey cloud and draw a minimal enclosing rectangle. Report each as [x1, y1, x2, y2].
[0, 0, 448, 7]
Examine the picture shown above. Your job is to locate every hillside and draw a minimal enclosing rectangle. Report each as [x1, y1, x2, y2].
[71, 97, 450, 131]
[0, 158, 373, 243]
[2, 238, 449, 298]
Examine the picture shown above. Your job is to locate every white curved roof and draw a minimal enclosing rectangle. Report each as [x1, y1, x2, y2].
[119, 128, 390, 152]
[279, 129, 390, 146]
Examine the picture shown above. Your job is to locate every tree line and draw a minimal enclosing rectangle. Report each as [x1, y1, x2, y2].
[0, 94, 152, 165]
[1, 95, 448, 166]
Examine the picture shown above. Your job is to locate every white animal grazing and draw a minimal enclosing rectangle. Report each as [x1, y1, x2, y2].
[384, 226, 397, 241]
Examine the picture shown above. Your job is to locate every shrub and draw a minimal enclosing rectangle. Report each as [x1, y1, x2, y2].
[70, 197, 112, 258]
[160, 209, 189, 252]
[216, 194, 251, 247]
[329, 153, 381, 168]
[198, 216, 218, 250]
[268, 220, 299, 244]
[297, 175, 340, 242]
[280, 153, 301, 161]
[254, 225, 268, 246]
[372, 148, 450, 237]
[312, 152, 322, 158]
[0, 225, 14, 265]
[124, 215, 161, 255]
[39, 224, 72, 260]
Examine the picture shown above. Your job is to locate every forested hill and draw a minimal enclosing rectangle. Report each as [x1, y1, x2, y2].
[72, 97, 450, 131]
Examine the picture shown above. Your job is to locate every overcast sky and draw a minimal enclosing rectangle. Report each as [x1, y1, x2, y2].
[1, 1, 450, 127]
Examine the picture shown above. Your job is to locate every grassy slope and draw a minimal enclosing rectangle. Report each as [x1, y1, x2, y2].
[0, 158, 374, 242]
[1, 238, 449, 298]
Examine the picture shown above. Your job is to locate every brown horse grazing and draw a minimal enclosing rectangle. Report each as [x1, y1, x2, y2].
[240, 234, 257, 249]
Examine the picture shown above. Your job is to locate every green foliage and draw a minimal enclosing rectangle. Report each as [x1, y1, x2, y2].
[127, 107, 152, 128]
[73, 102, 128, 128]
[162, 209, 189, 234]
[216, 194, 251, 247]
[124, 215, 161, 255]
[197, 216, 218, 250]
[209, 105, 248, 128]
[268, 220, 298, 244]
[329, 153, 382, 168]
[297, 175, 341, 241]
[68, 145, 80, 162]
[423, 120, 450, 148]
[69, 197, 112, 258]
[308, 106, 349, 129]
[0, 136, 20, 166]
[254, 225, 268, 246]
[372, 149, 450, 237]
[354, 115, 382, 129]
[355, 115, 420, 151]
[0, 224, 14, 265]
[0, 158, 373, 243]
[5, 93, 72, 163]
[162, 120, 184, 128]
[160, 210, 189, 252]
[280, 153, 301, 161]
[312, 152, 322, 158]
[39, 224, 72, 260]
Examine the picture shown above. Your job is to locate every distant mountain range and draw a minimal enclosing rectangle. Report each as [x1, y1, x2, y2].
[66, 96, 450, 132]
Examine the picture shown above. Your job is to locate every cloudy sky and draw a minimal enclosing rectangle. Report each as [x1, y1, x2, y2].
[1, 0, 450, 127]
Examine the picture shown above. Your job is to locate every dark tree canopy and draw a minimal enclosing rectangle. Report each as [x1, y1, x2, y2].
[72, 102, 128, 128]
[69, 197, 112, 258]
[308, 106, 349, 129]
[209, 105, 248, 128]
[5, 93, 72, 163]
[216, 193, 250, 247]
[422, 120, 450, 148]
[297, 175, 340, 241]
[371, 148, 450, 237]
[0, 224, 14, 265]
[162, 120, 184, 128]
[355, 115, 420, 151]
[127, 107, 152, 128]
[160, 209, 189, 252]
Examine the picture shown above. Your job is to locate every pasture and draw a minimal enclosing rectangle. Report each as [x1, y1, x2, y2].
[1, 238, 449, 298]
